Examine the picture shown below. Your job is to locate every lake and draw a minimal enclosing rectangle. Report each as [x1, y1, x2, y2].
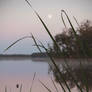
[0, 58, 92, 92]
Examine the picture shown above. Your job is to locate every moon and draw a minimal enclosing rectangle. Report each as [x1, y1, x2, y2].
[48, 14, 52, 19]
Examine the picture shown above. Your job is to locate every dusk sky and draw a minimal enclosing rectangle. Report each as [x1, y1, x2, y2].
[0, 0, 92, 54]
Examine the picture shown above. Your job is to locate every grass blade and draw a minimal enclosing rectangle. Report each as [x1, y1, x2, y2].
[33, 42, 71, 92]
[20, 84, 22, 92]
[30, 72, 36, 92]
[5, 86, 7, 92]
[25, 0, 61, 55]
[48, 64, 66, 92]
[31, 33, 42, 53]
[61, 10, 89, 58]
[3, 36, 31, 53]
[50, 77, 59, 92]
[39, 80, 52, 92]
[24, 5, 72, 91]
[61, 10, 77, 37]
[61, 12, 67, 29]
[73, 16, 80, 28]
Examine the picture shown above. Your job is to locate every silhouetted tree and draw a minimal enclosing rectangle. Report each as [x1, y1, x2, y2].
[53, 20, 92, 58]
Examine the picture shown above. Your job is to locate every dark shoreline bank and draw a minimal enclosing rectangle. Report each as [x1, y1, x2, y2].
[0, 54, 32, 60]
[0, 54, 92, 62]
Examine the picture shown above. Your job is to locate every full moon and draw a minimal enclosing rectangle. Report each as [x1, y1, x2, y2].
[48, 14, 52, 19]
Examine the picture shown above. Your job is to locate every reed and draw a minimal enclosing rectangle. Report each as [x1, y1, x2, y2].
[3, 0, 90, 92]
[5, 86, 7, 92]
[20, 84, 22, 92]
[30, 72, 36, 92]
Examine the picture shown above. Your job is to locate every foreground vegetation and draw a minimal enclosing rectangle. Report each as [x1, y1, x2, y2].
[3, 0, 92, 92]
[51, 20, 92, 58]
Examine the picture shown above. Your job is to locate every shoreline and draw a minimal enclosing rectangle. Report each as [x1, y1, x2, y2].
[0, 55, 92, 62]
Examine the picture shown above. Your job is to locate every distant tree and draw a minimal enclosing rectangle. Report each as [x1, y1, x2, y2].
[78, 20, 92, 56]
[53, 20, 92, 58]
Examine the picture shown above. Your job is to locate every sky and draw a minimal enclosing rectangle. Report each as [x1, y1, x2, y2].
[0, 0, 92, 54]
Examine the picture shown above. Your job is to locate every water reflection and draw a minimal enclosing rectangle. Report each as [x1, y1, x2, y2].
[0, 58, 49, 92]
[0, 57, 92, 92]
[49, 59, 92, 91]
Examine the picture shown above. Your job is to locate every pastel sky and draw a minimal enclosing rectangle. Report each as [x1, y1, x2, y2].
[0, 0, 92, 54]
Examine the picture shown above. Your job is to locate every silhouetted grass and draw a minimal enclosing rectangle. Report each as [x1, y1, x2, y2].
[3, 0, 90, 92]
[20, 84, 22, 92]
[30, 72, 36, 92]
[50, 76, 59, 92]
[5, 86, 7, 92]
[39, 80, 52, 92]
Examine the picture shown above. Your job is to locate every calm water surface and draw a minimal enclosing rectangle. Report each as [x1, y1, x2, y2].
[0, 58, 91, 92]
[0, 59, 59, 92]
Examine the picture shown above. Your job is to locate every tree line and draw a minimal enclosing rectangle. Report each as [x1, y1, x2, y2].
[48, 20, 92, 58]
